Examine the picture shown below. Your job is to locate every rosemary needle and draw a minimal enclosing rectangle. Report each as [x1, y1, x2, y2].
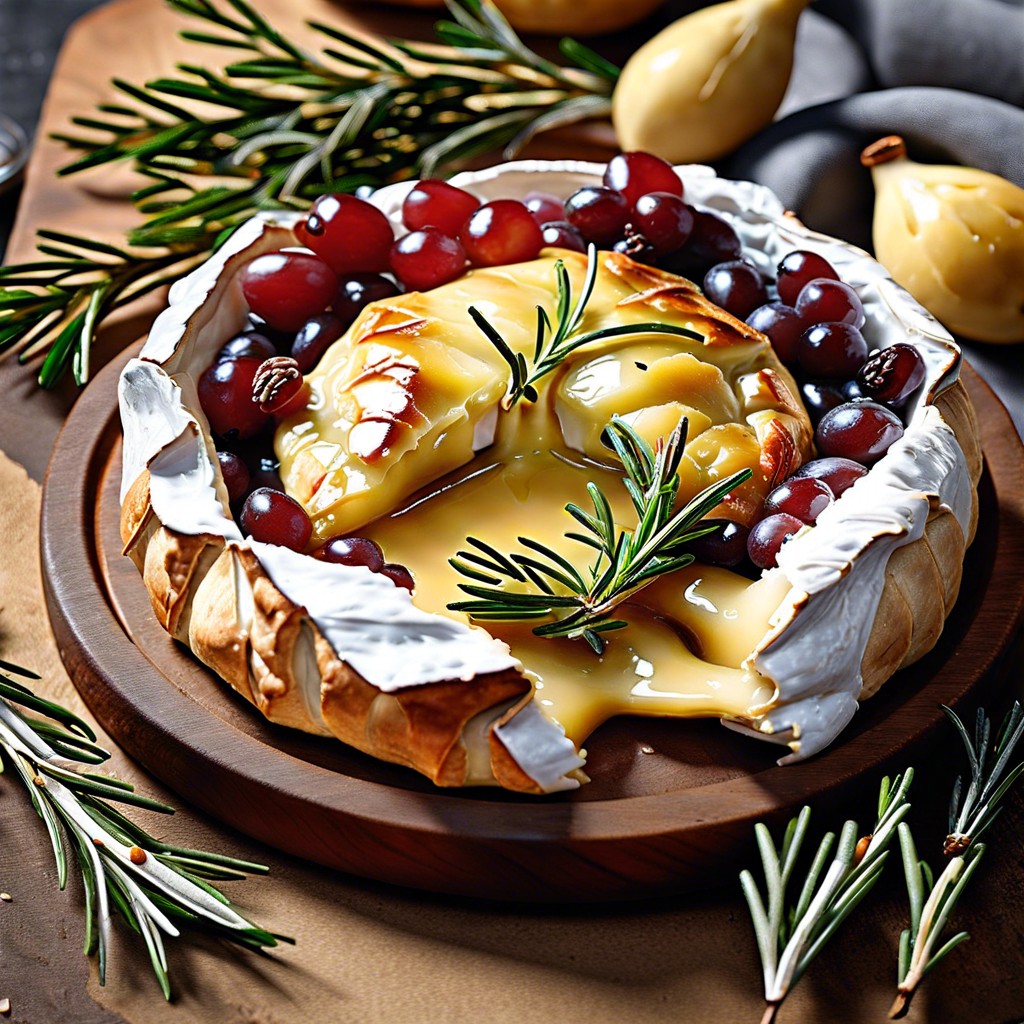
[0, 658, 290, 999]
[890, 702, 1024, 1019]
[449, 415, 750, 654]
[741, 771, 914, 1024]
[0, 0, 615, 389]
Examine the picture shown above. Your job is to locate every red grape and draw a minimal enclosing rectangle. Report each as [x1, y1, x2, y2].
[297, 194, 394, 274]
[688, 519, 750, 567]
[198, 357, 269, 440]
[390, 229, 466, 291]
[632, 192, 694, 255]
[603, 152, 683, 206]
[217, 451, 250, 504]
[540, 221, 587, 253]
[241, 251, 338, 332]
[380, 563, 415, 592]
[798, 322, 869, 379]
[240, 487, 312, 551]
[218, 331, 276, 363]
[762, 476, 834, 524]
[248, 455, 284, 495]
[792, 457, 867, 497]
[746, 303, 803, 366]
[461, 200, 543, 266]
[856, 343, 926, 405]
[334, 273, 400, 324]
[816, 402, 904, 464]
[291, 312, 346, 373]
[663, 208, 742, 279]
[776, 250, 840, 305]
[795, 278, 866, 329]
[747, 513, 805, 569]
[524, 191, 565, 226]
[800, 381, 846, 426]
[563, 186, 630, 246]
[402, 179, 479, 235]
[314, 536, 385, 571]
[703, 261, 768, 319]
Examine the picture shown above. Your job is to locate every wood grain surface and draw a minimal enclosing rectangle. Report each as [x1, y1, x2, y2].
[3, 1, 1024, 1022]
[40, 341, 1024, 900]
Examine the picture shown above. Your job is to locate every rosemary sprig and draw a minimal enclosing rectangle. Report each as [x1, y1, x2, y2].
[890, 703, 1024, 1019]
[741, 771, 914, 1024]
[0, 658, 290, 998]
[448, 416, 751, 653]
[0, 0, 614, 388]
[469, 244, 704, 408]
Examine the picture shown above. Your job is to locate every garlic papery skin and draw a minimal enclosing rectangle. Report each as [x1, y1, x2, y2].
[612, 0, 812, 165]
[864, 135, 1024, 344]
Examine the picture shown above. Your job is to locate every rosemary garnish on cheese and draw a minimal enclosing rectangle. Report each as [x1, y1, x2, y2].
[0, 657, 290, 998]
[448, 416, 750, 653]
[468, 245, 704, 409]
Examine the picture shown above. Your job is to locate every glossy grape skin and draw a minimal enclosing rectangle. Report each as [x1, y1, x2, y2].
[800, 381, 847, 426]
[746, 303, 803, 366]
[792, 457, 868, 498]
[816, 401, 904, 464]
[776, 250, 840, 306]
[524, 191, 565, 226]
[857, 343, 926, 405]
[688, 519, 750, 567]
[217, 451, 250, 504]
[662, 208, 742, 279]
[240, 487, 312, 551]
[314, 536, 385, 571]
[762, 476, 834, 524]
[632, 192, 694, 256]
[540, 221, 587, 253]
[563, 186, 631, 246]
[389, 230, 466, 291]
[291, 312, 346, 373]
[297, 194, 394, 274]
[603, 152, 683, 206]
[401, 179, 479, 235]
[248, 455, 284, 495]
[381, 563, 415, 591]
[747, 513, 805, 569]
[798, 322, 869, 379]
[334, 273, 400, 324]
[218, 331, 276, 363]
[703, 260, 768, 319]
[461, 200, 543, 266]
[198, 357, 269, 440]
[241, 252, 338, 332]
[795, 278, 866, 329]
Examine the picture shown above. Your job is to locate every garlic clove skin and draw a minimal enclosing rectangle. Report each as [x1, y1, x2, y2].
[612, 0, 812, 165]
[864, 136, 1024, 345]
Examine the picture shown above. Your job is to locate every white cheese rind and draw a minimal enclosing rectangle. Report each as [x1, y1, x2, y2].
[494, 701, 585, 793]
[249, 541, 518, 691]
[119, 159, 971, 775]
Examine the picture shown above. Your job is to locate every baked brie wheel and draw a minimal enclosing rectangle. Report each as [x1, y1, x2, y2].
[118, 161, 981, 794]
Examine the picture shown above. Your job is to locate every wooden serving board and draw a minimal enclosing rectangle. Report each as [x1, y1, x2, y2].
[40, 344, 1024, 900]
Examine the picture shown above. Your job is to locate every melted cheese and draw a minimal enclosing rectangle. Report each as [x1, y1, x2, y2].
[274, 249, 814, 747]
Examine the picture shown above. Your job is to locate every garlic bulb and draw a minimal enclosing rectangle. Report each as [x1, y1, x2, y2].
[612, 0, 811, 164]
[863, 136, 1024, 345]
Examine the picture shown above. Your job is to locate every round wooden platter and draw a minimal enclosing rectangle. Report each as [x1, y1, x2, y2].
[41, 351, 1024, 903]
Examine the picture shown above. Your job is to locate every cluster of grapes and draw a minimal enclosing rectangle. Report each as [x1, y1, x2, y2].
[194, 150, 927, 581]
[691, 250, 926, 570]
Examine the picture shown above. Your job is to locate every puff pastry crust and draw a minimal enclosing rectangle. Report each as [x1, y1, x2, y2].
[118, 164, 983, 785]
